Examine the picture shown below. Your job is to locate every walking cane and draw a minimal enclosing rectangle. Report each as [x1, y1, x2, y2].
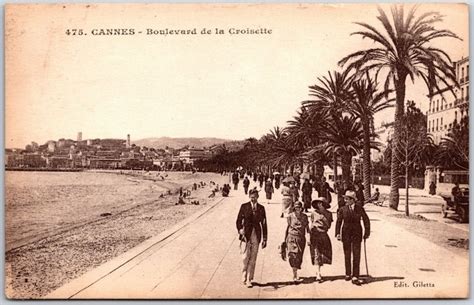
[363, 238, 369, 281]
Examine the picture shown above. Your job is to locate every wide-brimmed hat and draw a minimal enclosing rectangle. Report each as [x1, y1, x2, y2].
[294, 201, 303, 209]
[249, 187, 260, 196]
[343, 190, 357, 201]
[282, 176, 296, 183]
[311, 197, 327, 209]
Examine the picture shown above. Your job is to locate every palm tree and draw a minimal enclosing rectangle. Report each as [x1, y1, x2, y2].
[286, 107, 327, 175]
[339, 5, 460, 210]
[303, 68, 355, 183]
[322, 115, 364, 185]
[436, 116, 469, 170]
[350, 76, 394, 200]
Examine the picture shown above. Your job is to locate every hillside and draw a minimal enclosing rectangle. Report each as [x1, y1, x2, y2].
[131, 137, 234, 149]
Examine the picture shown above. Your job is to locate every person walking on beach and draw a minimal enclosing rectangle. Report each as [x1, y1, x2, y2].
[301, 178, 313, 212]
[335, 190, 370, 285]
[232, 172, 240, 190]
[243, 176, 250, 195]
[236, 188, 268, 288]
[308, 198, 333, 282]
[264, 178, 274, 203]
[284, 201, 310, 282]
[281, 181, 293, 218]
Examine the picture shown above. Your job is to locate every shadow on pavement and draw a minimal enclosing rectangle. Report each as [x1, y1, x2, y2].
[253, 277, 318, 289]
[360, 275, 405, 285]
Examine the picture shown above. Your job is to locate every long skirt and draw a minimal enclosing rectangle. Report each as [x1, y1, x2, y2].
[286, 233, 306, 269]
[266, 191, 272, 200]
[309, 231, 332, 266]
[282, 196, 293, 214]
[303, 193, 312, 209]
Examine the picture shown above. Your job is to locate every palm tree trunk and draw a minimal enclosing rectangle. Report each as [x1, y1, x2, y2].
[316, 162, 324, 178]
[341, 153, 352, 186]
[362, 120, 372, 199]
[389, 75, 407, 210]
[405, 156, 410, 216]
[333, 153, 338, 182]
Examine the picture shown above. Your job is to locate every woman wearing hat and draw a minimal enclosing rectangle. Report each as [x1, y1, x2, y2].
[264, 178, 274, 202]
[284, 201, 310, 282]
[308, 197, 333, 282]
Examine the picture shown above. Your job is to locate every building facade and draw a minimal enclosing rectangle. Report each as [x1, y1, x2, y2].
[427, 56, 469, 144]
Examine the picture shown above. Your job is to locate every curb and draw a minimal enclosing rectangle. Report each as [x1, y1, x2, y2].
[45, 196, 227, 299]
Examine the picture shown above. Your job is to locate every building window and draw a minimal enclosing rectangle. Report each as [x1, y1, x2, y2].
[455, 111, 458, 122]
[428, 120, 431, 130]
[441, 117, 443, 129]
[436, 100, 439, 111]
[467, 86, 469, 101]
[462, 67, 465, 80]
[436, 118, 439, 131]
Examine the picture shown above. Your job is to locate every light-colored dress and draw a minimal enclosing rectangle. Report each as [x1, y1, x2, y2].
[281, 185, 293, 214]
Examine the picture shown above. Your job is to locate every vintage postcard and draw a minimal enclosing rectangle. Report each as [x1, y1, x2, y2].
[5, 3, 469, 300]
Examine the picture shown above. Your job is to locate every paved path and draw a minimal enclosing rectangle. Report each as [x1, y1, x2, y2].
[47, 180, 468, 299]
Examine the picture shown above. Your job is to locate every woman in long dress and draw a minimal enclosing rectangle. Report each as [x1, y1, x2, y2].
[284, 201, 310, 282]
[308, 197, 333, 282]
[280, 182, 293, 218]
[264, 178, 274, 202]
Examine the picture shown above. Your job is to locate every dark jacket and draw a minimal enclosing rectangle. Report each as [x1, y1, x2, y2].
[243, 178, 250, 188]
[335, 204, 370, 242]
[236, 202, 268, 243]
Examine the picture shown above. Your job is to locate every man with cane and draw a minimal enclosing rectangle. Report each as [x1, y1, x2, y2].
[335, 190, 370, 285]
[236, 188, 268, 288]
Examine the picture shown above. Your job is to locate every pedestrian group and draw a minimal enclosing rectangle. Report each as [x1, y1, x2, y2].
[235, 171, 371, 288]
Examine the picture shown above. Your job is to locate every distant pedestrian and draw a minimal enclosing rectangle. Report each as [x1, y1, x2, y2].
[317, 177, 334, 208]
[281, 182, 293, 218]
[258, 173, 264, 188]
[284, 201, 310, 282]
[222, 184, 230, 197]
[274, 174, 281, 189]
[354, 183, 365, 206]
[264, 179, 274, 202]
[335, 190, 370, 285]
[301, 178, 313, 212]
[309, 198, 333, 282]
[236, 188, 268, 288]
[253, 172, 258, 182]
[232, 172, 240, 190]
[289, 182, 300, 203]
[243, 176, 250, 195]
[429, 181, 436, 195]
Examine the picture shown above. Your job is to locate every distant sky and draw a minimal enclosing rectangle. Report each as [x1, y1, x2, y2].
[5, 3, 468, 148]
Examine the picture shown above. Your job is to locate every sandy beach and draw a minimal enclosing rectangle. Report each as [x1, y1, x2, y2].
[5, 170, 229, 299]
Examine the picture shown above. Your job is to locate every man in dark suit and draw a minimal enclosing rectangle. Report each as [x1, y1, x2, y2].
[236, 188, 268, 288]
[335, 190, 370, 285]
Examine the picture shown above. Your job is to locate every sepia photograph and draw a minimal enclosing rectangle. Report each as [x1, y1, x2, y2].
[4, 2, 470, 300]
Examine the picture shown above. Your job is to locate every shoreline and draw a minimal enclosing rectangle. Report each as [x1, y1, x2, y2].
[5, 171, 229, 299]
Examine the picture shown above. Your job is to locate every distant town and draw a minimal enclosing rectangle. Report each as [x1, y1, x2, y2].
[5, 133, 244, 171]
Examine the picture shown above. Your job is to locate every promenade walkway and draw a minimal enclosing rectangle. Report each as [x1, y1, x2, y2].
[47, 179, 468, 299]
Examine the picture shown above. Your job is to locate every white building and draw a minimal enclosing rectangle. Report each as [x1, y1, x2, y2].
[427, 56, 469, 144]
[178, 148, 211, 164]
